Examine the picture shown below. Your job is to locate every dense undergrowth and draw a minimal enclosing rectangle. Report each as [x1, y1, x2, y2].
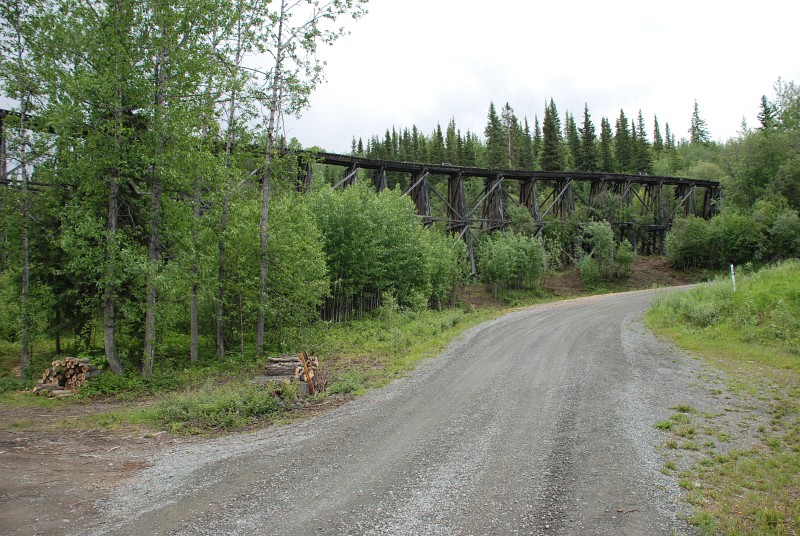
[0, 298, 507, 434]
[647, 260, 800, 535]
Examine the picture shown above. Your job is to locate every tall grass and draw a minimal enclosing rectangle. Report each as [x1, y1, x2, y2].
[649, 259, 800, 363]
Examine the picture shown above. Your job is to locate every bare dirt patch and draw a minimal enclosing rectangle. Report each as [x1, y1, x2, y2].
[545, 256, 693, 297]
[0, 419, 182, 535]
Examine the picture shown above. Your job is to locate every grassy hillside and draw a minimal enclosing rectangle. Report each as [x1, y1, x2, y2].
[647, 260, 799, 535]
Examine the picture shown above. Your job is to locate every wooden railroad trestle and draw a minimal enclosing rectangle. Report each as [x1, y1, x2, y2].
[293, 151, 720, 271]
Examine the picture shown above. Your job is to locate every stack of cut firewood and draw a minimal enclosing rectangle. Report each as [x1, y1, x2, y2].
[33, 357, 101, 397]
[265, 354, 302, 379]
[264, 353, 320, 392]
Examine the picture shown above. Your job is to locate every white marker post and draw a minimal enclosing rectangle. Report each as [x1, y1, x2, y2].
[730, 263, 736, 292]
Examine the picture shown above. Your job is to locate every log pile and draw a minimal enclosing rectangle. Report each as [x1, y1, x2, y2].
[33, 357, 101, 397]
[264, 352, 320, 394]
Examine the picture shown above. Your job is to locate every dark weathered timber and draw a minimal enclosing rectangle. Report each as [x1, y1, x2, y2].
[306, 151, 720, 189]
[293, 150, 722, 272]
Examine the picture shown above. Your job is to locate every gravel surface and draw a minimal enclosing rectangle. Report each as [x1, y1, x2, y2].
[81, 288, 717, 536]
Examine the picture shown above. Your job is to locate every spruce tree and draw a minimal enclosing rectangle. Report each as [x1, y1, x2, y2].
[540, 99, 563, 171]
[565, 112, 581, 170]
[757, 95, 777, 130]
[445, 118, 459, 163]
[500, 102, 520, 168]
[664, 123, 674, 151]
[689, 100, 711, 144]
[532, 115, 542, 169]
[520, 117, 534, 170]
[653, 115, 664, 155]
[636, 110, 652, 174]
[598, 117, 615, 172]
[614, 110, 634, 172]
[431, 122, 445, 163]
[578, 104, 598, 171]
[484, 102, 505, 168]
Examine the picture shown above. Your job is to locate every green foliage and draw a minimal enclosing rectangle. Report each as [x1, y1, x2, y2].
[310, 184, 466, 314]
[0, 376, 22, 395]
[504, 203, 536, 236]
[426, 231, 469, 309]
[650, 260, 800, 356]
[578, 221, 634, 285]
[540, 99, 563, 171]
[145, 383, 284, 434]
[666, 217, 712, 269]
[578, 256, 602, 289]
[478, 231, 545, 294]
[614, 239, 635, 279]
[327, 371, 365, 395]
[768, 210, 800, 259]
[668, 211, 768, 270]
[708, 212, 764, 266]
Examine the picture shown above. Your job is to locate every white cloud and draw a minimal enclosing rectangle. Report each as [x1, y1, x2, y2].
[284, 0, 800, 152]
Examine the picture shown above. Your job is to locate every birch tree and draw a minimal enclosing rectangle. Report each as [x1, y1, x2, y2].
[254, 0, 367, 352]
[0, 0, 41, 377]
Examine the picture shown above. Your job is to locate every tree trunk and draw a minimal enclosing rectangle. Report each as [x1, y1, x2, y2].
[142, 178, 162, 377]
[18, 96, 30, 378]
[103, 178, 124, 374]
[20, 175, 30, 378]
[216, 195, 227, 359]
[142, 50, 167, 377]
[256, 0, 286, 352]
[190, 189, 200, 363]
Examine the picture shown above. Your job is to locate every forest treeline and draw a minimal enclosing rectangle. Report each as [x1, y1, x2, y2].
[1, 0, 798, 382]
[353, 85, 800, 265]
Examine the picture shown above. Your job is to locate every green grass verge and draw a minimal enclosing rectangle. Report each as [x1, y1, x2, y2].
[647, 260, 800, 535]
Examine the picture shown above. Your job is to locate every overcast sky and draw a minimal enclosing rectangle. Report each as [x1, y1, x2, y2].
[283, 0, 800, 154]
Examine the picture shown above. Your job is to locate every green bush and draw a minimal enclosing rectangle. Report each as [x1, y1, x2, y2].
[708, 212, 764, 267]
[426, 230, 468, 309]
[769, 211, 800, 259]
[666, 216, 711, 270]
[579, 221, 633, 283]
[327, 370, 365, 394]
[614, 239, 635, 279]
[579, 256, 602, 289]
[478, 231, 545, 294]
[0, 376, 22, 395]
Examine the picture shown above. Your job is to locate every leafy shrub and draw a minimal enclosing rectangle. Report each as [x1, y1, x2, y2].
[578, 256, 602, 289]
[425, 230, 468, 309]
[614, 239, 635, 279]
[310, 184, 465, 313]
[579, 221, 634, 283]
[0, 376, 22, 395]
[478, 231, 545, 294]
[769, 211, 800, 259]
[666, 216, 711, 270]
[708, 211, 764, 267]
[79, 372, 146, 397]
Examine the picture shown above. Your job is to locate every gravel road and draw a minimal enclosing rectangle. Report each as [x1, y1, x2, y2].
[85, 288, 702, 536]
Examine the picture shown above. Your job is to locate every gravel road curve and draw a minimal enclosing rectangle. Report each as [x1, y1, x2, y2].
[85, 288, 700, 536]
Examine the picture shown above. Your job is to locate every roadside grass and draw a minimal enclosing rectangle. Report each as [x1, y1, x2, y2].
[297, 305, 502, 394]
[647, 260, 800, 535]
